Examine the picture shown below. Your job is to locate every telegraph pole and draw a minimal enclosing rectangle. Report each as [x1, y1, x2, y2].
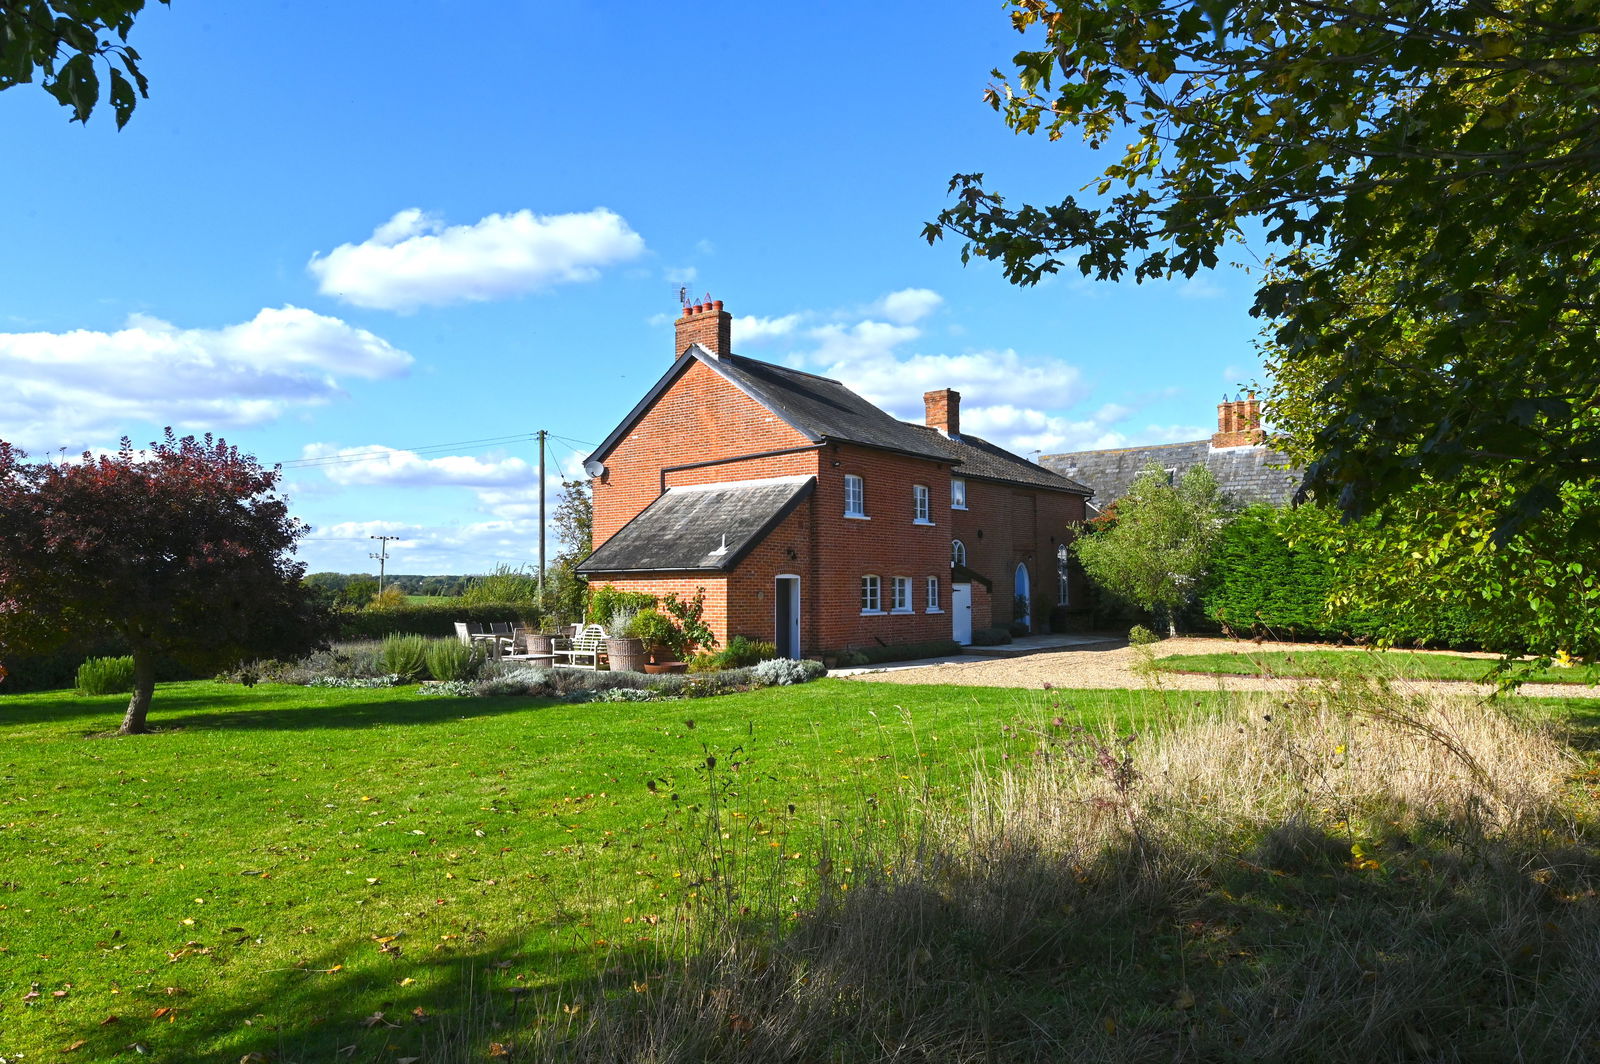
[369, 535, 401, 594]
[537, 429, 548, 591]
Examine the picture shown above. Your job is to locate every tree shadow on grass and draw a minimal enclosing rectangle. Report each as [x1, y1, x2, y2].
[0, 686, 560, 735]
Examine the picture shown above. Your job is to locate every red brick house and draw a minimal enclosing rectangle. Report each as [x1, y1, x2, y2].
[576, 300, 1092, 657]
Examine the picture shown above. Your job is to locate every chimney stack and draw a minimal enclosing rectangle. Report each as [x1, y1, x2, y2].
[1211, 390, 1264, 448]
[674, 299, 731, 359]
[924, 388, 961, 437]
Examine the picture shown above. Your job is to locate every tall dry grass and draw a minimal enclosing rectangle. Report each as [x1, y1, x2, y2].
[485, 682, 1600, 1062]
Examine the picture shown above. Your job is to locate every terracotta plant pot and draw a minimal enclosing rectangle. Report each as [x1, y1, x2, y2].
[643, 662, 687, 674]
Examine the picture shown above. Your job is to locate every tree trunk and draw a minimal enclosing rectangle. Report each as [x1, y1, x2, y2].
[120, 649, 157, 735]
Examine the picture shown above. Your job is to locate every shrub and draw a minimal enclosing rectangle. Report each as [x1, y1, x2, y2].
[751, 657, 826, 685]
[587, 584, 657, 626]
[1128, 624, 1161, 646]
[75, 655, 135, 695]
[307, 675, 401, 689]
[460, 564, 540, 606]
[474, 666, 554, 698]
[369, 585, 408, 610]
[424, 638, 483, 682]
[218, 640, 389, 686]
[971, 626, 1012, 646]
[626, 608, 681, 649]
[335, 602, 526, 641]
[417, 680, 477, 697]
[1008, 619, 1031, 637]
[379, 633, 429, 681]
[690, 634, 778, 671]
[607, 606, 642, 639]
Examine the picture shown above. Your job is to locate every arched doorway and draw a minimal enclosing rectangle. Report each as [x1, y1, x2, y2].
[1013, 562, 1030, 631]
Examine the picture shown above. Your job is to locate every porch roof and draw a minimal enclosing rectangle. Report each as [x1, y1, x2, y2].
[576, 476, 815, 574]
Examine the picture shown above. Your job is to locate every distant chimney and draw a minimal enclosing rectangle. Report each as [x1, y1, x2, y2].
[1212, 390, 1264, 448]
[674, 299, 731, 359]
[924, 388, 961, 437]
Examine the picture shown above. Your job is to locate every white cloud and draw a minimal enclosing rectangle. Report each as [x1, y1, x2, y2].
[298, 444, 535, 488]
[664, 266, 697, 284]
[874, 288, 943, 325]
[1177, 276, 1226, 300]
[0, 307, 412, 451]
[307, 207, 646, 311]
[962, 404, 1129, 455]
[830, 347, 1088, 418]
[734, 313, 803, 344]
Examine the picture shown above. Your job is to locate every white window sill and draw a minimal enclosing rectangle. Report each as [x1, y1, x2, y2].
[844, 513, 871, 520]
[890, 608, 914, 615]
[951, 504, 967, 511]
[925, 608, 944, 614]
[912, 518, 935, 526]
[861, 608, 886, 616]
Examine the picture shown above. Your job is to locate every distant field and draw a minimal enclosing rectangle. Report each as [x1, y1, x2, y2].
[402, 594, 462, 605]
[1155, 647, 1597, 686]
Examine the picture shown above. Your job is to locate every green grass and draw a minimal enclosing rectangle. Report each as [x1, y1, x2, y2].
[1155, 647, 1598, 686]
[0, 678, 1210, 1062]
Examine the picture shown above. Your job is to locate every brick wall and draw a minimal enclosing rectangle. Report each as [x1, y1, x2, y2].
[590, 359, 818, 545]
[951, 477, 1086, 631]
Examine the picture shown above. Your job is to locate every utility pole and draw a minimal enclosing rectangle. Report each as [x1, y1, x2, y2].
[537, 429, 548, 592]
[369, 535, 400, 594]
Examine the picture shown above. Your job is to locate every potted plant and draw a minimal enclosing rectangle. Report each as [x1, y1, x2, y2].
[604, 607, 647, 673]
[627, 609, 684, 669]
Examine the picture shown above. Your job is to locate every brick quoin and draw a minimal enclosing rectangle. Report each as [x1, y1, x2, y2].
[584, 301, 1089, 657]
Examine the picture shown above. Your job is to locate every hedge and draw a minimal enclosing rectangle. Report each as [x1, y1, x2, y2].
[333, 601, 539, 640]
[1201, 506, 1495, 649]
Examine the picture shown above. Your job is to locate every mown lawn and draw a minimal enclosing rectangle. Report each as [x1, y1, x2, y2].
[1155, 647, 1599, 687]
[0, 678, 1213, 1062]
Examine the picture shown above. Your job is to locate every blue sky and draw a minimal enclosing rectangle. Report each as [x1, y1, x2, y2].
[0, 1, 1266, 575]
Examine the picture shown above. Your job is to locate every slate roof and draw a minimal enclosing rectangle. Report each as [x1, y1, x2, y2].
[1039, 439, 1302, 511]
[587, 346, 1090, 495]
[577, 476, 815, 574]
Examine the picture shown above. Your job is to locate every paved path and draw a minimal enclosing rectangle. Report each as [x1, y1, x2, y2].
[837, 635, 1600, 700]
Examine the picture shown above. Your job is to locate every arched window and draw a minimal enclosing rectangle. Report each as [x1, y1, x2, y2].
[951, 539, 967, 567]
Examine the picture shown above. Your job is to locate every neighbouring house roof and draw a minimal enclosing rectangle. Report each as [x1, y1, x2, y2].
[577, 476, 816, 574]
[587, 346, 1090, 495]
[1039, 439, 1301, 511]
[910, 425, 1090, 495]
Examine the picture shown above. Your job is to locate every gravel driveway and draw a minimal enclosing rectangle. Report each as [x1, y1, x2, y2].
[841, 636, 1600, 700]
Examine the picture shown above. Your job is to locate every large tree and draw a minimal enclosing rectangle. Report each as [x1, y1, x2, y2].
[1075, 464, 1226, 636]
[926, 0, 1600, 532]
[1, 1, 168, 127]
[0, 432, 330, 733]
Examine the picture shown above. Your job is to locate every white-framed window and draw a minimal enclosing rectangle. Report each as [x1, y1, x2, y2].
[926, 576, 941, 611]
[891, 576, 913, 612]
[860, 574, 882, 613]
[951, 539, 967, 567]
[951, 478, 967, 510]
[844, 474, 866, 517]
[913, 484, 931, 524]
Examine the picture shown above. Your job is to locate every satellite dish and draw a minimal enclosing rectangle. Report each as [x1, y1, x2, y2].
[583, 459, 605, 477]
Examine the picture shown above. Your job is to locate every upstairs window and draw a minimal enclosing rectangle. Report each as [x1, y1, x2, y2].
[913, 484, 931, 524]
[951, 478, 967, 509]
[951, 539, 967, 567]
[844, 474, 866, 517]
[860, 574, 882, 612]
[891, 576, 912, 612]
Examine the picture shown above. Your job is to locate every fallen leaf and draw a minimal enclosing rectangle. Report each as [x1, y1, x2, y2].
[487, 1044, 511, 1059]
[153, 1007, 176, 1020]
[62, 1040, 88, 1052]
[53, 989, 70, 998]
[359, 1011, 395, 1028]
[398, 977, 416, 987]
[100, 1014, 122, 1025]
[1175, 984, 1196, 1009]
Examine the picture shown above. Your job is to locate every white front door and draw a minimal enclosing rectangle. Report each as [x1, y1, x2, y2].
[951, 582, 973, 645]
